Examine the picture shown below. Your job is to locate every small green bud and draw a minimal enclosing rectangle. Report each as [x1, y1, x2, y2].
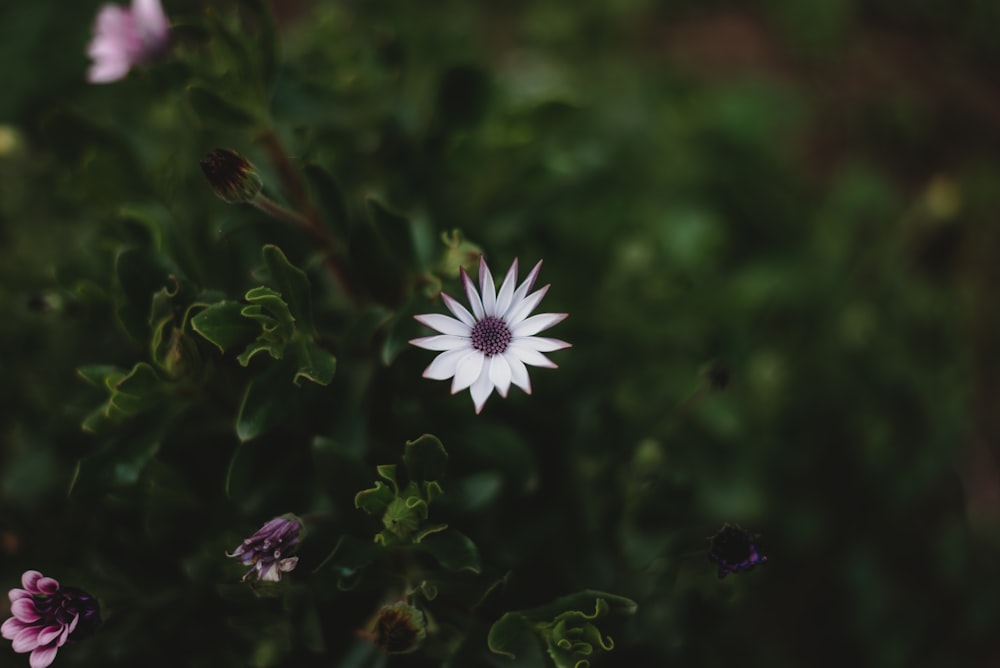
[366, 602, 427, 654]
[199, 148, 264, 204]
[437, 229, 483, 278]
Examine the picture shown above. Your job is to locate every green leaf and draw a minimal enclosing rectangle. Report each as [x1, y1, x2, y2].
[77, 365, 124, 388]
[191, 300, 260, 354]
[69, 428, 162, 495]
[354, 481, 395, 516]
[292, 338, 336, 386]
[243, 285, 295, 335]
[403, 434, 448, 483]
[521, 591, 638, 623]
[235, 0, 278, 84]
[488, 612, 536, 661]
[186, 84, 258, 128]
[235, 361, 297, 442]
[417, 529, 482, 572]
[237, 339, 284, 367]
[262, 245, 314, 334]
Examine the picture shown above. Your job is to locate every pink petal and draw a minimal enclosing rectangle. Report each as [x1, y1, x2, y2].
[88, 56, 132, 83]
[35, 578, 59, 596]
[35, 626, 63, 647]
[20, 572, 44, 594]
[11, 598, 41, 623]
[29, 645, 59, 668]
[12, 625, 42, 653]
[2, 616, 26, 640]
[9, 588, 30, 603]
[132, 0, 168, 35]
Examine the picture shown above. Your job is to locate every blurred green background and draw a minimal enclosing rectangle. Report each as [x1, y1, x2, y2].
[3, 0, 1000, 666]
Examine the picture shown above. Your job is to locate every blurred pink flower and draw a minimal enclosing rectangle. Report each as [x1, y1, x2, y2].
[86, 0, 170, 83]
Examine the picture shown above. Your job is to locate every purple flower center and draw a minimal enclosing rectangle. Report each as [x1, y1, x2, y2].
[470, 316, 512, 357]
[32, 588, 101, 641]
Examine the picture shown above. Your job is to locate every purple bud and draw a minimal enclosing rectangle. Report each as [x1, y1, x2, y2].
[708, 524, 767, 578]
[227, 515, 302, 583]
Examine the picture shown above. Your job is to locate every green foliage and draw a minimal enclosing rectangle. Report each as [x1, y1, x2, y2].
[2, 0, 999, 667]
[489, 592, 637, 668]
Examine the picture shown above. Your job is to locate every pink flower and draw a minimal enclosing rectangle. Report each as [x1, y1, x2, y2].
[1, 571, 100, 668]
[86, 0, 170, 83]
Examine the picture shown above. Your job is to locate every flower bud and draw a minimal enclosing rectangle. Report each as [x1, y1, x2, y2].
[366, 602, 427, 654]
[708, 524, 767, 578]
[226, 514, 302, 583]
[199, 148, 264, 204]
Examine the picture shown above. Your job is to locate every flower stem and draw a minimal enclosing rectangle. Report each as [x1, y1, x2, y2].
[254, 129, 360, 307]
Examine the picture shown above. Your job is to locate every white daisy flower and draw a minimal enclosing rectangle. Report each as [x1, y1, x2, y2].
[410, 257, 571, 413]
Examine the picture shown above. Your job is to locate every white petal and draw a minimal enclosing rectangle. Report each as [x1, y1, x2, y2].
[414, 313, 470, 336]
[488, 354, 512, 397]
[511, 259, 543, 304]
[479, 256, 497, 316]
[423, 347, 471, 380]
[504, 351, 532, 394]
[515, 336, 571, 352]
[409, 334, 469, 351]
[451, 351, 485, 393]
[506, 284, 550, 325]
[461, 267, 485, 320]
[510, 312, 568, 337]
[469, 366, 495, 414]
[441, 292, 476, 327]
[494, 259, 519, 318]
[509, 341, 557, 368]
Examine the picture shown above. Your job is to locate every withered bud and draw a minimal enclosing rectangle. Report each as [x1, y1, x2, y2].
[365, 602, 427, 654]
[199, 148, 263, 204]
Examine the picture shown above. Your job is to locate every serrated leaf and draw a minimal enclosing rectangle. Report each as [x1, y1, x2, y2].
[416, 529, 481, 572]
[403, 434, 448, 483]
[236, 339, 283, 366]
[77, 365, 125, 388]
[521, 591, 638, 623]
[191, 300, 260, 353]
[244, 285, 295, 334]
[487, 612, 536, 661]
[292, 338, 336, 386]
[354, 481, 395, 515]
[262, 245, 314, 334]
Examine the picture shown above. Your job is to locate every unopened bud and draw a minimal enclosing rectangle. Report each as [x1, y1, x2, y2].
[365, 602, 427, 654]
[199, 148, 263, 204]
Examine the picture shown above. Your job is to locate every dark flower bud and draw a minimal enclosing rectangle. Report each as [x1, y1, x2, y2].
[365, 602, 427, 654]
[708, 524, 767, 578]
[199, 148, 263, 204]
